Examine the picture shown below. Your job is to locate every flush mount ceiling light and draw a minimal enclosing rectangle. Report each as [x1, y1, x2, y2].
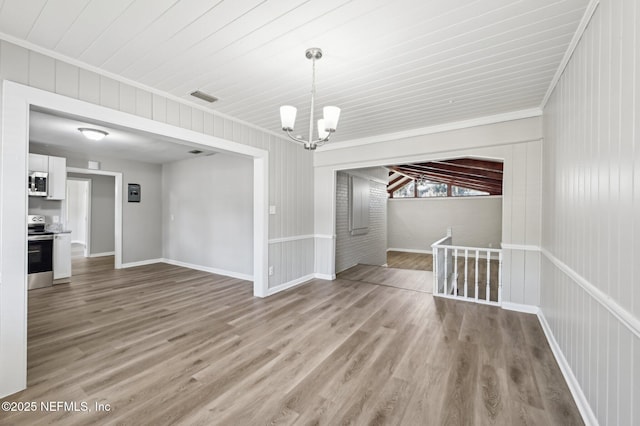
[279, 48, 341, 150]
[78, 128, 108, 141]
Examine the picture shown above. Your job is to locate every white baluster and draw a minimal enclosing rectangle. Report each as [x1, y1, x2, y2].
[486, 251, 491, 302]
[464, 249, 468, 298]
[498, 251, 503, 304]
[453, 249, 458, 296]
[475, 249, 479, 301]
[444, 247, 448, 295]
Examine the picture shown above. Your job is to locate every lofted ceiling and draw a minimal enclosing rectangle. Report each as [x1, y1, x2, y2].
[388, 158, 504, 196]
[0, 0, 589, 144]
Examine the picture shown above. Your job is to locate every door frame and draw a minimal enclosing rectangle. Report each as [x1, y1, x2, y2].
[0, 81, 269, 398]
[65, 177, 92, 257]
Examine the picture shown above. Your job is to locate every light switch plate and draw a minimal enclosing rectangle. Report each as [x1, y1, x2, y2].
[269, 205, 276, 215]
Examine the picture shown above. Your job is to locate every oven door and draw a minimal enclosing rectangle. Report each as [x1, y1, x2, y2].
[28, 236, 53, 274]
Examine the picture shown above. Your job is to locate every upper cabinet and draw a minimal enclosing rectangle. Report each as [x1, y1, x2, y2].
[47, 156, 66, 200]
[28, 153, 48, 173]
[28, 153, 67, 200]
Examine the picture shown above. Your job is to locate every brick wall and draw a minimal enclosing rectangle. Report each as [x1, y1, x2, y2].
[335, 171, 387, 273]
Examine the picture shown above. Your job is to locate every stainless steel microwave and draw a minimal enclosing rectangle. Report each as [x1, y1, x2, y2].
[28, 171, 48, 196]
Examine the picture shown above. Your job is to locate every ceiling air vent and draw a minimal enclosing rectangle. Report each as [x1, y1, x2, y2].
[188, 149, 203, 154]
[190, 90, 218, 103]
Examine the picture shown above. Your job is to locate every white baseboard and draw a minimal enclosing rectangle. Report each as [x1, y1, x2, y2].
[120, 258, 163, 268]
[314, 273, 336, 280]
[537, 310, 598, 426]
[88, 251, 115, 258]
[501, 302, 540, 314]
[267, 274, 315, 296]
[162, 258, 253, 281]
[387, 247, 432, 254]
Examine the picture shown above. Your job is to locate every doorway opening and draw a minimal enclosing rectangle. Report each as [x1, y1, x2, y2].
[0, 81, 268, 398]
[65, 178, 91, 258]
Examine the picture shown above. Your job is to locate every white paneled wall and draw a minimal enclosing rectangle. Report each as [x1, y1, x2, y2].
[0, 39, 314, 289]
[542, 1, 639, 425]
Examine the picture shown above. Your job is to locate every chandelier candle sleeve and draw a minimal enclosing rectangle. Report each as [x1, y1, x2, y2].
[279, 48, 341, 150]
[317, 119, 329, 139]
[280, 106, 297, 131]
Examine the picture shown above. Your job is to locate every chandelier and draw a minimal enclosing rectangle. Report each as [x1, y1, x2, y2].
[279, 48, 341, 150]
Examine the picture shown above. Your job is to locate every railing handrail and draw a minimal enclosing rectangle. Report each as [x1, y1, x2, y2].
[430, 235, 452, 248]
[431, 242, 502, 254]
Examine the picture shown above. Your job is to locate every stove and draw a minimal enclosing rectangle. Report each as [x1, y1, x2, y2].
[27, 215, 53, 289]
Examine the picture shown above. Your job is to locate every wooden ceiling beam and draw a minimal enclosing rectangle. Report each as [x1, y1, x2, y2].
[406, 161, 504, 181]
[387, 176, 412, 193]
[394, 165, 503, 187]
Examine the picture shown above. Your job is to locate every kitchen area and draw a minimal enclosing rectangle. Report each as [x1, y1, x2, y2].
[27, 153, 72, 290]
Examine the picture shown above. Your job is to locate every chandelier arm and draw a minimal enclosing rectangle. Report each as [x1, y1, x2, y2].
[284, 129, 309, 145]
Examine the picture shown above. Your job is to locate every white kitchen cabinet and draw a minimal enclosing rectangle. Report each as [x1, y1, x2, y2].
[28, 153, 48, 172]
[53, 233, 71, 282]
[47, 155, 66, 200]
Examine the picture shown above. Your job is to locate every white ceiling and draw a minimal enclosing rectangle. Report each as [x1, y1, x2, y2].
[29, 109, 218, 164]
[1, 0, 589, 143]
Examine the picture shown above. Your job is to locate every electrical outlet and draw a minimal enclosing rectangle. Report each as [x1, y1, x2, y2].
[268, 266, 274, 276]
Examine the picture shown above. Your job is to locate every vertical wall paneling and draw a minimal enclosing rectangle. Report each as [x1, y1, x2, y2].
[54, 60, 79, 99]
[152, 94, 167, 123]
[541, 1, 639, 424]
[165, 99, 180, 127]
[99, 76, 119, 110]
[119, 83, 136, 114]
[28, 51, 55, 92]
[135, 89, 152, 119]
[78, 68, 99, 104]
[179, 104, 191, 130]
[0, 41, 28, 84]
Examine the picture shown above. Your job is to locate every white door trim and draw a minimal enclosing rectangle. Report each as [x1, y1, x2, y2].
[67, 169, 121, 268]
[65, 177, 92, 257]
[0, 81, 269, 398]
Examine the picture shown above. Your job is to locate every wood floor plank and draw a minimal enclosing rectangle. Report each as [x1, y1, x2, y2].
[0, 255, 584, 425]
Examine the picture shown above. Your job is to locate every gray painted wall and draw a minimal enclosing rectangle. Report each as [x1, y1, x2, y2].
[335, 168, 388, 273]
[30, 145, 162, 263]
[162, 154, 253, 276]
[68, 172, 115, 255]
[541, 1, 639, 424]
[387, 196, 503, 251]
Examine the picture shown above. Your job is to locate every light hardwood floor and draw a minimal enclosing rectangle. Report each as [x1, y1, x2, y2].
[0, 256, 583, 425]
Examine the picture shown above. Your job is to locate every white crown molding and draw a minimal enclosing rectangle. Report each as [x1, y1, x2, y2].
[0, 32, 290, 143]
[317, 108, 542, 152]
[540, 0, 600, 109]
